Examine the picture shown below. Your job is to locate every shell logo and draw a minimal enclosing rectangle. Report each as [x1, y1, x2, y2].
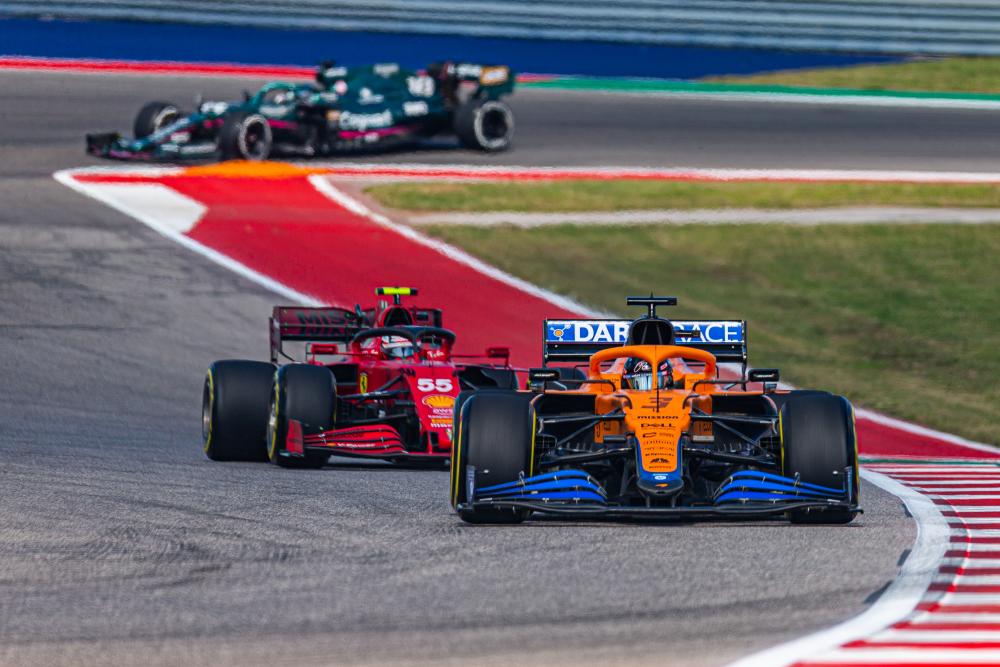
[422, 394, 455, 409]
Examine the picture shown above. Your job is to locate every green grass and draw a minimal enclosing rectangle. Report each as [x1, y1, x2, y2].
[366, 180, 1000, 213]
[423, 223, 1000, 445]
[706, 57, 1000, 93]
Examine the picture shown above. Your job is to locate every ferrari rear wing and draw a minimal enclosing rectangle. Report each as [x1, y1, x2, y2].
[270, 306, 365, 363]
[542, 318, 747, 367]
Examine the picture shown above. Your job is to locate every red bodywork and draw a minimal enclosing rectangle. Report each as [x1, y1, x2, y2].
[270, 291, 513, 462]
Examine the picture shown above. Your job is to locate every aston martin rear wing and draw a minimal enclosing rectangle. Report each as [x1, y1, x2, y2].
[542, 319, 747, 367]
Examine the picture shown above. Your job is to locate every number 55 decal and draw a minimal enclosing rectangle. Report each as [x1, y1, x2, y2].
[417, 378, 454, 392]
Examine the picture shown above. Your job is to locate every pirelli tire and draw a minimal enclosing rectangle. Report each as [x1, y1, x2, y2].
[133, 101, 181, 139]
[202, 360, 276, 462]
[780, 394, 860, 525]
[451, 391, 535, 524]
[454, 98, 514, 152]
[267, 364, 336, 469]
[219, 111, 273, 160]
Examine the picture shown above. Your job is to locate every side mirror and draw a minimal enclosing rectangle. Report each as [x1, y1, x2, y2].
[747, 368, 780, 383]
[528, 368, 560, 383]
[486, 346, 510, 359]
[243, 89, 251, 102]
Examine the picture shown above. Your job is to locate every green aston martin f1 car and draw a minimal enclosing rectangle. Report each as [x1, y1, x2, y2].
[86, 61, 516, 161]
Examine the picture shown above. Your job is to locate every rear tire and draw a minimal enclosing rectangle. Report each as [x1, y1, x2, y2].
[219, 111, 273, 160]
[267, 364, 335, 469]
[134, 101, 181, 138]
[451, 392, 534, 523]
[781, 394, 859, 524]
[454, 98, 514, 152]
[202, 360, 275, 461]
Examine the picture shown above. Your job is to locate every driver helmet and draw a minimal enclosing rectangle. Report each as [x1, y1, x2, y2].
[381, 335, 415, 360]
[623, 358, 673, 391]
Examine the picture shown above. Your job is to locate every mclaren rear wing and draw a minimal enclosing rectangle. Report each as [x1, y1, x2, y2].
[543, 318, 747, 368]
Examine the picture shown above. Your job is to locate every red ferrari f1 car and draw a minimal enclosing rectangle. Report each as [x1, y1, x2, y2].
[202, 287, 517, 467]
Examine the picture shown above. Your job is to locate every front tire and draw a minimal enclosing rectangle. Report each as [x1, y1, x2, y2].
[202, 360, 275, 461]
[134, 101, 181, 138]
[267, 364, 335, 469]
[451, 391, 534, 524]
[781, 394, 859, 524]
[219, 111, 273, 160]
[454, 98, 514, 152]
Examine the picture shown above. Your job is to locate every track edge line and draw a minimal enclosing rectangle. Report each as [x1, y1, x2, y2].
[725, 469, 948, 667]
[52, 168, 323, 307]
[306, 174, 614, 318]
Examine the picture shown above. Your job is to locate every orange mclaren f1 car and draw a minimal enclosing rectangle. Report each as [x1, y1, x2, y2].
[450, 295, 860, 524]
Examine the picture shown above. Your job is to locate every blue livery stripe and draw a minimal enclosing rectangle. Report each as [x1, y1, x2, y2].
[726, 470, 844, 496]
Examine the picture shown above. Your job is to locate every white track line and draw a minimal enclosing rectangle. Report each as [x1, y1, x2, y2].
[910, 614, 1000, 623]
[804, 648, 1000, 664]
[726, 470, 949, 667]
[936, 593, 1000, 605]
[871, 628, 1000, 641]
[407, 207, 1000, 227]
[57, 160, 1000, 186]
[306, 161, 1000, 184]
[306, 174, 613, 318]
[53, 169, 323, 306]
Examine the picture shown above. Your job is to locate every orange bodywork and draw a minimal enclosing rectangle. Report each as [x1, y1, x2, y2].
[576, 345, 725, 478]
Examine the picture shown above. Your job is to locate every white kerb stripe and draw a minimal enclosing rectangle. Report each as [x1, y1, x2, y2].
[306, 175, 612, 318]
[910, 613, 1000, 623]
[870, 629, 1000, 642]
[804, 648, 1000, 663]
[725, 470, 948, 667]
[78, 182, 206, 234]
[935, 574, 1000, 584]
[53, 170, 323, 306]
[938, 593, 1000, 605]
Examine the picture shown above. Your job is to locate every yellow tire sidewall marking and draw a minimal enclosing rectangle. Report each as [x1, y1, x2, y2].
[268, 381, 281, 461]
[203, 369, 214, 454]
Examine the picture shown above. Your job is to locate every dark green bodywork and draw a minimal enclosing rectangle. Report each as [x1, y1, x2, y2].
[86, 61, 515, 161]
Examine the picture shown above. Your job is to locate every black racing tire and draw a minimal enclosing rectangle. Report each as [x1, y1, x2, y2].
[451, 391, 534, 524]
[219, 111, 273, 160]
[202, 360, 276, 462]
[134, 101, 181, 139]
[454, 98, 514, 152]
[781, 394, 860, 525]
[769, 389, 830, 412]
[267, 364, 335, 469]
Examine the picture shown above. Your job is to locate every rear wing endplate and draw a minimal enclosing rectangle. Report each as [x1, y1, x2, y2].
[543, 319, 747, 366]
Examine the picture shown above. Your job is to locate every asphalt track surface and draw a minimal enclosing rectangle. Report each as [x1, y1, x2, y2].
[0, 69, 918, 666]
[8, 68, 1000, 172]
